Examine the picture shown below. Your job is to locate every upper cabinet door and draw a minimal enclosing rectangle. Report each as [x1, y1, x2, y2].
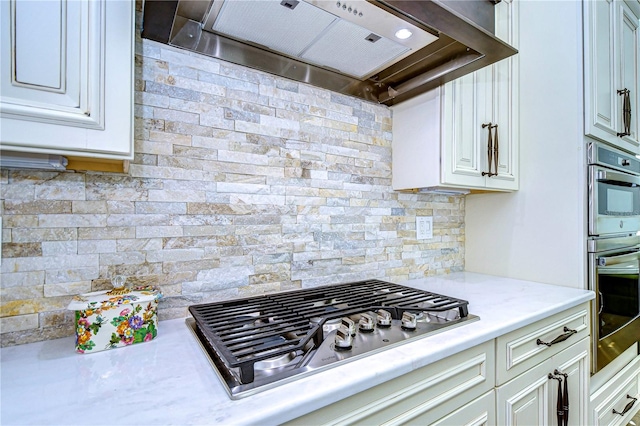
[486, 0, 518, 191]
[585, 0, 640, 155]
[392, 0, 519, 192]
[0, 0, 134, 159]
[441, 0, 518, 191]
[618, 1, 640, 148]
[1, 0, 101, 128]
[442, 69, 492, 187]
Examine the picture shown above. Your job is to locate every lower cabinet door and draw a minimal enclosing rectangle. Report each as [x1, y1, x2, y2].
[496, 337, 590, 426]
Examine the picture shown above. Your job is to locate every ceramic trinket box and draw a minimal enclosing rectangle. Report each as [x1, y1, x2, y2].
[67, 276, 162, 353]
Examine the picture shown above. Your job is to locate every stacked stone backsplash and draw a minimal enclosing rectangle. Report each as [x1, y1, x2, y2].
[0, 21, 465, 347]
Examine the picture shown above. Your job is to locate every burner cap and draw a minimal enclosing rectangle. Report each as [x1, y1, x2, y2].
[254, 351, 297, 370]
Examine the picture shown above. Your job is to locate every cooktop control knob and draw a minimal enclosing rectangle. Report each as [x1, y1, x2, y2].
[358, 313, 375, 333]
[376, 309, 392, 328]
[341, 317, 356, 336]
[334, 325, 353, 350]
[401, 311, 417, 331]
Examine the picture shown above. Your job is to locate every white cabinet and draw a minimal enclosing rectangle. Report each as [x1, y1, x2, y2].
[442, 0, 519, 191]
[287, 303, 591, 426]
[496, 337, 590, 426]
[284, 341, 495, 425]
[495, 304, 590, 385]
[584, 0, 640, 154]
[0, 0, 134, 160]
[590, 355, 640, 425]
[495, 303, 591, 426]
[392, 0, 518, 192]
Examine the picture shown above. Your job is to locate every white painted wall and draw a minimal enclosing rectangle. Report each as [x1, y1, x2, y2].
[465, 0, 587, 288]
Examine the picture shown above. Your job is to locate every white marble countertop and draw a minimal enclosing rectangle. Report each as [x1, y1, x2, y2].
[0, 272, 594, 425]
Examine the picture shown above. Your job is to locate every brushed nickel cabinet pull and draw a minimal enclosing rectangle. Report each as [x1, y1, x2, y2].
[617, 89, 631, 138]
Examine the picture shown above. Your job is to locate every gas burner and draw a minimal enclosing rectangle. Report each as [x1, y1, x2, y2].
[308, 299, 351, 316]
[254, 351, 297, 370]
[413, 300, 437, 309]
[234, 314, 272, 329]
[312, 316, 342, 333]
[252, 335, 300, 370]
[187, 279, 478, 399]
[310, 298, 342, 307]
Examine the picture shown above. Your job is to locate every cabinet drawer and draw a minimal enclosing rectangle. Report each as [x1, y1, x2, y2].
[496, 303, 590, 385]
[429, 390, 495, 426]
[285, 341, 495, 426]
[591, 355, 640, 426]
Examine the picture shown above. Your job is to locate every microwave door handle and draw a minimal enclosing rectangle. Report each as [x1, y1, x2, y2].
[597, 169, 640, 186]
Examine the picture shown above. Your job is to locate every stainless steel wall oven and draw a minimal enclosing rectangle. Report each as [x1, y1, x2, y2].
[588, 236, 640, 373]
[588, 142, 640, 374]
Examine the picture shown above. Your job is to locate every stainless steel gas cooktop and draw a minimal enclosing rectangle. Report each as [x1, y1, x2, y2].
[186, 279, 478, 399]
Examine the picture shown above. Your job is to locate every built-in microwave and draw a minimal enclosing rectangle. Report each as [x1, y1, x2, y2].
[588, 142, 640, 238]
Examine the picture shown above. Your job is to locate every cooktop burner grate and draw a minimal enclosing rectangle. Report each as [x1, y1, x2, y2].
[189, 279, 471, 385]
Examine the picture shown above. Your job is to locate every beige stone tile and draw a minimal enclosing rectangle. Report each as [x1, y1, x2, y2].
[0, 314, 39, 333]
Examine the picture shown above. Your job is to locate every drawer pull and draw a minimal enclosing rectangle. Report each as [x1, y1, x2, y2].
[612, 395, 637, 416]
[536, 327, 577, 347]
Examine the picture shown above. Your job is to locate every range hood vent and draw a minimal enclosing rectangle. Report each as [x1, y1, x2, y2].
[142, 0, 517, 106]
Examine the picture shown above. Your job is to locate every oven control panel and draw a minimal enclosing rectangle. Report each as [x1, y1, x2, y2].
[588, 142, 640, 175]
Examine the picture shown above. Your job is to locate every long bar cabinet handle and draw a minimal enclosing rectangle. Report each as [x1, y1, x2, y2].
[482, 122, 494, 177]
[549, 373, 565, 426]
[481, 123, 499, 177]
[617, 88, 631, 138]
[492, 123, 499, 177]
[548, 370, 570, 426]
[536, 327, 577, 347]
[612, 394, 637, 416]
[555, 369, 569, 426]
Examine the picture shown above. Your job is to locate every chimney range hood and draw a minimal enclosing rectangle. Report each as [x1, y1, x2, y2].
[142, 0, 517, 106]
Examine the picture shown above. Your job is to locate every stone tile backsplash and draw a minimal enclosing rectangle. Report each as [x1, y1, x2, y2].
[0, 32, 464, 346]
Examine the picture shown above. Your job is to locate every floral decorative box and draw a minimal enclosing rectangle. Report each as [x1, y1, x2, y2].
[67, 284, 162, 354]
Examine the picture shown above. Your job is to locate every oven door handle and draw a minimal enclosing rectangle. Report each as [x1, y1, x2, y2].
[597, 251, 640, 267]
[596, 265, 639, 274]
[598, 291, 604, 315]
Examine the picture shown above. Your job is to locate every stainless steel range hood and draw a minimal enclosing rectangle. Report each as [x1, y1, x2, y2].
[142, 0, 517, 106]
